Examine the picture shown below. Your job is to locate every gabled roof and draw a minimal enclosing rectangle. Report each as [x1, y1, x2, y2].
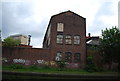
[86, 36, 100, 45]
[52, 10, 86, 19]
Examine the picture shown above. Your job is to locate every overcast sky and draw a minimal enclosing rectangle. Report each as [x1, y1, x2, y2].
[1, 0, 119, 48]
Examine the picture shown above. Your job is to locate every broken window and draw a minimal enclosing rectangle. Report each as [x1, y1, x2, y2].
[55, 52, 62, 61]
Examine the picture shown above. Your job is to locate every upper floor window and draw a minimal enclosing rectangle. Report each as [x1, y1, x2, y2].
[55, 52, 62, 61]
[65, 52, 72, 62]
[65, 35, 72, 44]
[74, 35, 80, 45]
[57, 23, 64, 32]
[56, 34, 63, 44]
[74, 53, 80, 63]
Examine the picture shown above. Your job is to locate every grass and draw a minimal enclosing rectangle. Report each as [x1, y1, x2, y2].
[2, 64, 118, 75]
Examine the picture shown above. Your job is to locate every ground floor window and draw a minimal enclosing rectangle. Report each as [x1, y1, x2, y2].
[74, 53, 80, 63]
[55, 52, 62, 61]
[65, 52, 72, 62]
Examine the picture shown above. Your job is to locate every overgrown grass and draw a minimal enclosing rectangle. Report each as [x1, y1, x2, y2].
[2, 64, 118, 75]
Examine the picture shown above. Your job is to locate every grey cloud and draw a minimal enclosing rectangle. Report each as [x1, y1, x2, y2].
[16, 3, 34, 18]
[2, 2, 38, 37]
[2, 2, 48, 48]
[88, 2, 114, 35]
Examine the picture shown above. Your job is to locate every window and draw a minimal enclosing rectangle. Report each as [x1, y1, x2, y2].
[55, 52, 62, 61]
[74, 53, 80, 63]
[74, 35, 80, 44]
[57, 23, 64, 32]
[65, 52, 72, 62]
[56, 34, 63, 44]
[65, 35, 72, 44]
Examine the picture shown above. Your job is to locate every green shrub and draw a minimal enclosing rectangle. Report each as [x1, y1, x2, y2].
[85, 56, 97, 72]
[10, 64, 24, 69]
[57, 61, 66, 71]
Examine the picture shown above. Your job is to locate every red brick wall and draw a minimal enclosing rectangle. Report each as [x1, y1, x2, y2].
[49, 11, 86, 68]
[2, 47, 50, 65]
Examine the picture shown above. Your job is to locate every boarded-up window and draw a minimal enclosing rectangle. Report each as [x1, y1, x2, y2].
[57, 23, 64, 32]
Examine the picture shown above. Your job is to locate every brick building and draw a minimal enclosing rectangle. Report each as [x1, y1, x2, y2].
[3, 11, 86, 68]
[43, 11, 86, 68]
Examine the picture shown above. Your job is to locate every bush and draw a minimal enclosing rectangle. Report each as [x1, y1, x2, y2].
[85, 56, 97, 72]
[57, 61, 66, 71]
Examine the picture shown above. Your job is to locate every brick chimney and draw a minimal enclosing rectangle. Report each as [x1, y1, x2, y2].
[88, 33, 91, 37]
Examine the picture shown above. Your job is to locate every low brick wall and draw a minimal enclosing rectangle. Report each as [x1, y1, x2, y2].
[2, 47, 52, 66]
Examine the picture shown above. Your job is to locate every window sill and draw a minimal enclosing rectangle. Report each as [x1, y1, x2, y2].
[65, 44, 72, 45]
[74, 44, 80, 45]
[56, 43, 63, 45]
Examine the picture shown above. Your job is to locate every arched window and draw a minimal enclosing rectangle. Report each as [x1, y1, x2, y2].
[74, 35, 80, 45]
[74, 53, 80, 63]
[56, 34, 63, 44]
[55, 52, 62, 61]
[65, 52, 72, 62]
[65, 34, 72, 44]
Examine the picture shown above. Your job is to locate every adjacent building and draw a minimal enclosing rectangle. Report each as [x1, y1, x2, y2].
[10, 34, 28, 45]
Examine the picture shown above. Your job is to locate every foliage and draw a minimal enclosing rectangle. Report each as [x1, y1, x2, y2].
[99, 27, 120, 69]
[85, 56, 97, 72]
[3, 64, 117, 75]
[57, 61, 66, 71]
[3, 37, 20, 47]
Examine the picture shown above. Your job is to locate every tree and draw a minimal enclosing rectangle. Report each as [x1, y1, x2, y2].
[99, 27, 120, 70]
[3, 37, 20, 47]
